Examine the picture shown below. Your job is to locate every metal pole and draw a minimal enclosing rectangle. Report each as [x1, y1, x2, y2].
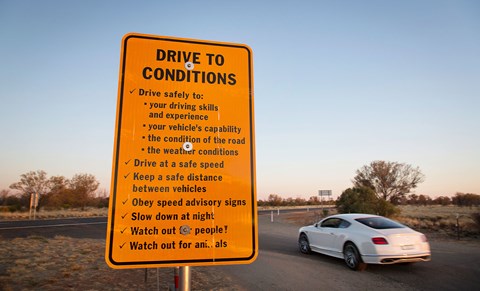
[321, 195, 323, 215]
[179, 266, 191, 291]
[33, 192, 37, 220]
[29, 193, 33, 220]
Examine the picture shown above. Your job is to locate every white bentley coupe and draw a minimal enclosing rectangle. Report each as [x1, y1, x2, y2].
[298, 213, 431, 271]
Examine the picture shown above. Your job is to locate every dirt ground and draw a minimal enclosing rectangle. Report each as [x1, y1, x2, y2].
[0, 235, 241, 291]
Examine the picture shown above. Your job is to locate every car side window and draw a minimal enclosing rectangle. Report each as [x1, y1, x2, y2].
[321, 218, 340, 228]
[320, 218, 351, 229]
[338, 219, 351, 228]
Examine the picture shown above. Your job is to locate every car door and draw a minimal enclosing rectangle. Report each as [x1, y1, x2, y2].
[309, 218, 340, 252]
[327, 219, 351, 255]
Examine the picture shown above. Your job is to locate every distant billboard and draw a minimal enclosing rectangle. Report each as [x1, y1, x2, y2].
[318, 190, 332, 196]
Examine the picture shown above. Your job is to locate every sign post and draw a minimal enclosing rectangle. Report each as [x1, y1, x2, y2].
[29, 192, 38, 220]
[318, 190, 332, 213]
[106, 33, 257, 269]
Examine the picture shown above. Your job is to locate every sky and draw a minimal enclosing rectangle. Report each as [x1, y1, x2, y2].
[1, 0, 479, 200]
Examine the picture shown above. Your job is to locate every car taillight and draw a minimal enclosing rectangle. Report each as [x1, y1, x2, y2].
[372, 237, 389, 245]
[421, 234, 428, 243]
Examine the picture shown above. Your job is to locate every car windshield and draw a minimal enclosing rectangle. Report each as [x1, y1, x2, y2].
[355, 217, 405, 229]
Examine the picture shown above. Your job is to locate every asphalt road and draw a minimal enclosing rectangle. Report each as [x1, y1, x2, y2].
[0, 217, 107, 239]
[1, 212, 479, 290]
[222, 214, 480, 291]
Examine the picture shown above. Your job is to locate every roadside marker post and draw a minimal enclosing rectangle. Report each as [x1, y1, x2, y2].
[106, 33, 257, 270]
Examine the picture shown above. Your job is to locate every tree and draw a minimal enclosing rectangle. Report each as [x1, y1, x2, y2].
[267, 194, 283, 206]
[452, 193, 480, 207]
[68, 173, 99, 209]
[417, 194, 431, 206]
[432, 196, 451, 206]
[336, 187, 398, 217]
[352, 160, 425, 204]
[0, 189, 22, 211]
[294, 196, 306, 205]
[408, 194, 419, 205]
[9, 170, 51, 207]
[307, 196, 321, 205]
[44, 176, 70, 208]
[0, 189, 9, 204]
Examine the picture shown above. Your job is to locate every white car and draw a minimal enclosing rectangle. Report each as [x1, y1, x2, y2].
[298, 213, 431, 271]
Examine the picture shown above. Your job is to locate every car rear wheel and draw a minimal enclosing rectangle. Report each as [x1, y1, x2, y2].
[298, 233, 311, 254]
[343, 242, 367, 271]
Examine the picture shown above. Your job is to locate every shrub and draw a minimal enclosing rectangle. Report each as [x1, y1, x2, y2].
[336, 187, 399, 217]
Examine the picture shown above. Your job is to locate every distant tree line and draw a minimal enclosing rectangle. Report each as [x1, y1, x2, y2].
[257, 192, 479, 208]
[1, 170, 108, 212]
[257, 194, 335, 207]
[393, 193, 478, 206]
[2, 163, 479, 214]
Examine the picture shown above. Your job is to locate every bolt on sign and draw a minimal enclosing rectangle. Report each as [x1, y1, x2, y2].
[105, 33, 257, 268]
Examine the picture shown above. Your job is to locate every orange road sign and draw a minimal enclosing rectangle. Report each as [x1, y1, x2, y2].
[105, 33, 257, 268]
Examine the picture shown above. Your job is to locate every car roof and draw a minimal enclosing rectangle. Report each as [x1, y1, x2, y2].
[327, 213, 380, 220]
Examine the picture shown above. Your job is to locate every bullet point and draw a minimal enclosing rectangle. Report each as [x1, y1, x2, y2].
[124, 173, 130, 179]
[122, 198, 128, 205]
[125, 159, 131, 165]
[121, 213, 128, 219]
[130, 88, 136, 94]
[119, 242, 126, 248]
[120, 227, 127, 234]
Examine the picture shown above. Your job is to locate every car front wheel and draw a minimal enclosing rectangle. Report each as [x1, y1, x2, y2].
[343, 242, 367, 271]
[298, 233, 311, 254]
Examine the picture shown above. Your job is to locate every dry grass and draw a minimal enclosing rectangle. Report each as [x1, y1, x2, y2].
[0, 236, 240, 291]
[279, 205, 480, 238]
[395, 205, 480, 237]
[399, 205, 479, 218]
[0, 207, 240, 289]
[0, 207, 108, 220]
